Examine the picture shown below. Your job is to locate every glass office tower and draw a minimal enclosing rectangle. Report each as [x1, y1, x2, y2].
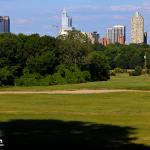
[0, 16, 10, 33]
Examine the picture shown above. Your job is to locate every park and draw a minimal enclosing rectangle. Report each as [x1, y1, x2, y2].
[0, 73, 150, 149]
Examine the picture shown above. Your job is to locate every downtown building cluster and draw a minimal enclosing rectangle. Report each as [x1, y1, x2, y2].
[59, 9, 147, 45]
[0, 10, 147, 46]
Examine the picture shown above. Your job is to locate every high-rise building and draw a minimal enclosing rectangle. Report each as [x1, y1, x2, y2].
[131, 12, 144, 44]
[87, 31, 100, 44]
[99, 37, 110, 46]
[0, 16, 10, 33]
[107, 25, 126, 44]
[60, 9, 73, 35]
[113, 25, 126, 44]
[107, 28, 113, 43]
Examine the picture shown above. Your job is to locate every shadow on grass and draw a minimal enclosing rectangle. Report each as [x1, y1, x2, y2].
[0, 119, 149, 150]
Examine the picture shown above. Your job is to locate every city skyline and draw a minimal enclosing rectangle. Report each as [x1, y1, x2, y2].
[0, 0, 150, 43]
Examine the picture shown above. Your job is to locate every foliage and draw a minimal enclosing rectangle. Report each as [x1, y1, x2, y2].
[15, 72, 41, 86]
[1, 32, 150, 86]
[84, 51, 110, 81]
[49, 65, 91, 85]
[0, 32, 111, 86]
[110, 70, 116, 76]
[129, 66, 142, 76]
[114, 68, 124, 73]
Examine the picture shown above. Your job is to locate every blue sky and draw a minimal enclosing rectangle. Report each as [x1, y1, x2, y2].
[0, 0, 150, 43]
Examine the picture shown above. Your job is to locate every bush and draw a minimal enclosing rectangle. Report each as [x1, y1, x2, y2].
[38, 75, 52, 86]
[52, 65, 91, 84]
[0, 67, 16, 86]
[15, 73, 41, 86]
[49, 73, 66, 85]
[114, 68, 123, 73]
[142, 69, 150, 75]
[147, 69, 150, 74]
[82, 71, 91, 81]
[86, 51, 110, 81]
[128, 66, 142, 76]
[110, 70, 116, 76]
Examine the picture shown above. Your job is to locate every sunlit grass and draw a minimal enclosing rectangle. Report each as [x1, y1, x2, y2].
[0, 73, 150, 91]
[0, 93, 150, 145]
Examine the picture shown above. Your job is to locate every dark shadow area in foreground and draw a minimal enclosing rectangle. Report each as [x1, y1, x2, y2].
[0, 119, 149, 150]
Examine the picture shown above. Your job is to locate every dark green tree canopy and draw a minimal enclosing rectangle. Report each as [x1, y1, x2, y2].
[0, 32, 149, 86]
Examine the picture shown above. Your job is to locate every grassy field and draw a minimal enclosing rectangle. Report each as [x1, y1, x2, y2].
[0, 73, 150, 91]
[1, 92, 150, 149]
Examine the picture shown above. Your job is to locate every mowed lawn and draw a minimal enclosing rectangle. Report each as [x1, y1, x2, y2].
[0, 73, 150, 91]
[0, 92, 150, 149]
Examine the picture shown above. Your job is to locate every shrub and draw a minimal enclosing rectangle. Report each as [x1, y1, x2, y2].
[38, 75, 52, 86]
[86, 51, 110, 81]
[114, 68, 123, 73]
[53, 65, 91, 84]
[147, 69, 150, 74]
[128, 66, 142, 76]
[0, 67, 16, 86]
[15, 73, 41, 86]
[82, 71, 91, 81]
[49, 73, 66, 85]
[110, 70, 116, 76]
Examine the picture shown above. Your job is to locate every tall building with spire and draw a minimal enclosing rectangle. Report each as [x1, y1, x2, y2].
[131, 12, 144, 44]
[0, 16, 10, 33]
[60, 9, 73, 35]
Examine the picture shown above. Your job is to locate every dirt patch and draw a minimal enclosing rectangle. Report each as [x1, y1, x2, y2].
[0, 89, 150, 94]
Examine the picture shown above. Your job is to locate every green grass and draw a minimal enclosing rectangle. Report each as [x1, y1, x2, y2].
[0, 73, 150, 91]
[1, 93, 150, 148]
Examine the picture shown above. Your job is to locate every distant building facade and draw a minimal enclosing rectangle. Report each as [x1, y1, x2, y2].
[0, 16, 10, 33]
[107, 25, 126, 44]
[131, 12, 144, 44]
[107, 28, 113, 43]
[99, 37, 110, 46]
[60, 9, 73, 35]
[87, 31, 100, 44]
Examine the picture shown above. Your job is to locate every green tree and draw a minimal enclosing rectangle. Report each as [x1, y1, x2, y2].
[85, 51, 110, 81]
[56, 30, 92, 68]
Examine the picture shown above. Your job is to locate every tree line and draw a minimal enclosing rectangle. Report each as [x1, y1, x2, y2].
[0, 31, 149, 86]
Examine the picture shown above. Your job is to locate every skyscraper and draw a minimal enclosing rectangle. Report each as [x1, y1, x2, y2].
[107, 25, 126, 44]
[131, 12, 144, 44]
[60, 9, 73, 35]
[113, 25, 126, 44]
[107, 28, 113, 43]
[0, 16, 10, 33]
[87, 31, 100, 44]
